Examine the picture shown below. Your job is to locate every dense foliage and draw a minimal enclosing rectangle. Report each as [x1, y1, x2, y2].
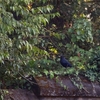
[0, 0, 100, 90]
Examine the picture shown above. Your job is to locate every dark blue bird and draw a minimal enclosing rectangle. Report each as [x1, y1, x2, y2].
[60, 56, 72, 68]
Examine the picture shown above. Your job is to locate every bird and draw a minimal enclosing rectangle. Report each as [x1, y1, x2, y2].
[60, 56, 72, 68]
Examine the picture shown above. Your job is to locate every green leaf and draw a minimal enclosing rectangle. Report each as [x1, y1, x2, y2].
[50, 71, 54, 79]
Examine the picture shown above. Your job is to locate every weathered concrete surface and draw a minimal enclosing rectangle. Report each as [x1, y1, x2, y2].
[4, 76, 100, 100]
[4, 89, 39, 100]
[35, 76, 100, 97]
[40, 97, 100, 100]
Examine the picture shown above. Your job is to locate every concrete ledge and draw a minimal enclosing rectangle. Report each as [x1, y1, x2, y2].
[3, 76, 100, 100]
[35, 76, 100, 97]
[4, 89, 38, 100]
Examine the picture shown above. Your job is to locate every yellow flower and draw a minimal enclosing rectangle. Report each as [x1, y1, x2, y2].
[27, 4, 32, 10]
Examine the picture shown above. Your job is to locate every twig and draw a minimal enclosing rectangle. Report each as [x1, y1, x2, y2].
[91, 81, 96, 94]
[68, 75, 89, 93]
[82, 87, 89, 94]
[18, 73, 38, 85]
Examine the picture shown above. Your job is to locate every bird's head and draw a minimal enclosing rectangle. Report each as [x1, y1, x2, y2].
[60, 55, 64, 59]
